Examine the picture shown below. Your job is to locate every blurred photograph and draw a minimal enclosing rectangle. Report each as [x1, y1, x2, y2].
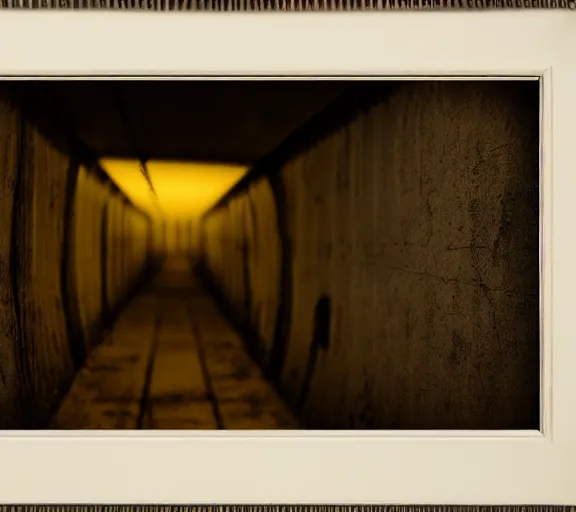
[0, 79, 540, 430]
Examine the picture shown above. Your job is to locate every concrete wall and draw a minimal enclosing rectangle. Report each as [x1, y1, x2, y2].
[0, 84, 154, 428]
[199, 81, 540, 430]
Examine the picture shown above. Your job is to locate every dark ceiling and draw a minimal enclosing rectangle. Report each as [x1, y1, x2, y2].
[37, 80, 349, 166]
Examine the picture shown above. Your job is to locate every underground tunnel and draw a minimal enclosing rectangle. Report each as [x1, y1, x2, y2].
[0, 79, 540, 430]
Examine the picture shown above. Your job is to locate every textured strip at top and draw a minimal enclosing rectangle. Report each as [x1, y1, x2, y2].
[0, 507, 575, 512]
[0, 0, 574, 8]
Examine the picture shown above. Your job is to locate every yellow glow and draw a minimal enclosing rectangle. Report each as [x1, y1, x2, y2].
[148, 161, 247, 218]
[99, 159, 160, 216]
[100, 159, 247, 220]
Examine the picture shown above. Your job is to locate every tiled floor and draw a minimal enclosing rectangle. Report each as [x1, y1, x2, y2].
[51, 256, 299, 429]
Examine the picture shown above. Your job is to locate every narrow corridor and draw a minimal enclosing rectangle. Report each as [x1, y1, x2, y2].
[0, 80, 541, 430]
[51, 256, 299, 429]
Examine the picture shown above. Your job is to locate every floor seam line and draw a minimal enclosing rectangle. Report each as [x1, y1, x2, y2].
[136, 303, 162, 429]
[189, 307, 224, 430]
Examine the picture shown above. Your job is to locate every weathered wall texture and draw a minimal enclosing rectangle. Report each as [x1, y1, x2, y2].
[202, 176, 282, 366]
[0, 85, 154, 428]
[0, 86, 22, 427]
[73, 166, 109, 353]
[199, 81, 540, 430]
[15, 112, 76, 425]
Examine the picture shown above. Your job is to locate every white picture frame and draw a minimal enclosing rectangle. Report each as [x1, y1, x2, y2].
[0, 9, 574, 506]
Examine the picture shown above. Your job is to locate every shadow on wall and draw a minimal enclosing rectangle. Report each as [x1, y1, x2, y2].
[197, 80, 541, 430]
[0, 84, 159, 428]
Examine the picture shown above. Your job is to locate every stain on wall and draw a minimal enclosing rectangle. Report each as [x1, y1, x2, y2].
[199, 80, 540, 430]
[0, 84, 155, 428]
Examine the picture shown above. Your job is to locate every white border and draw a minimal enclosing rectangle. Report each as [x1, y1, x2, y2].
[0, 10, 575, 506]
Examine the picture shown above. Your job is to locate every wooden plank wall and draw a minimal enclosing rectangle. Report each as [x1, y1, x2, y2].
[198, 80, 541, 430]
[0, 83, 155, 428]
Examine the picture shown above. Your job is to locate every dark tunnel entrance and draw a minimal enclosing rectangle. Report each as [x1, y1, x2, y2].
[0, 79, 541, 430]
